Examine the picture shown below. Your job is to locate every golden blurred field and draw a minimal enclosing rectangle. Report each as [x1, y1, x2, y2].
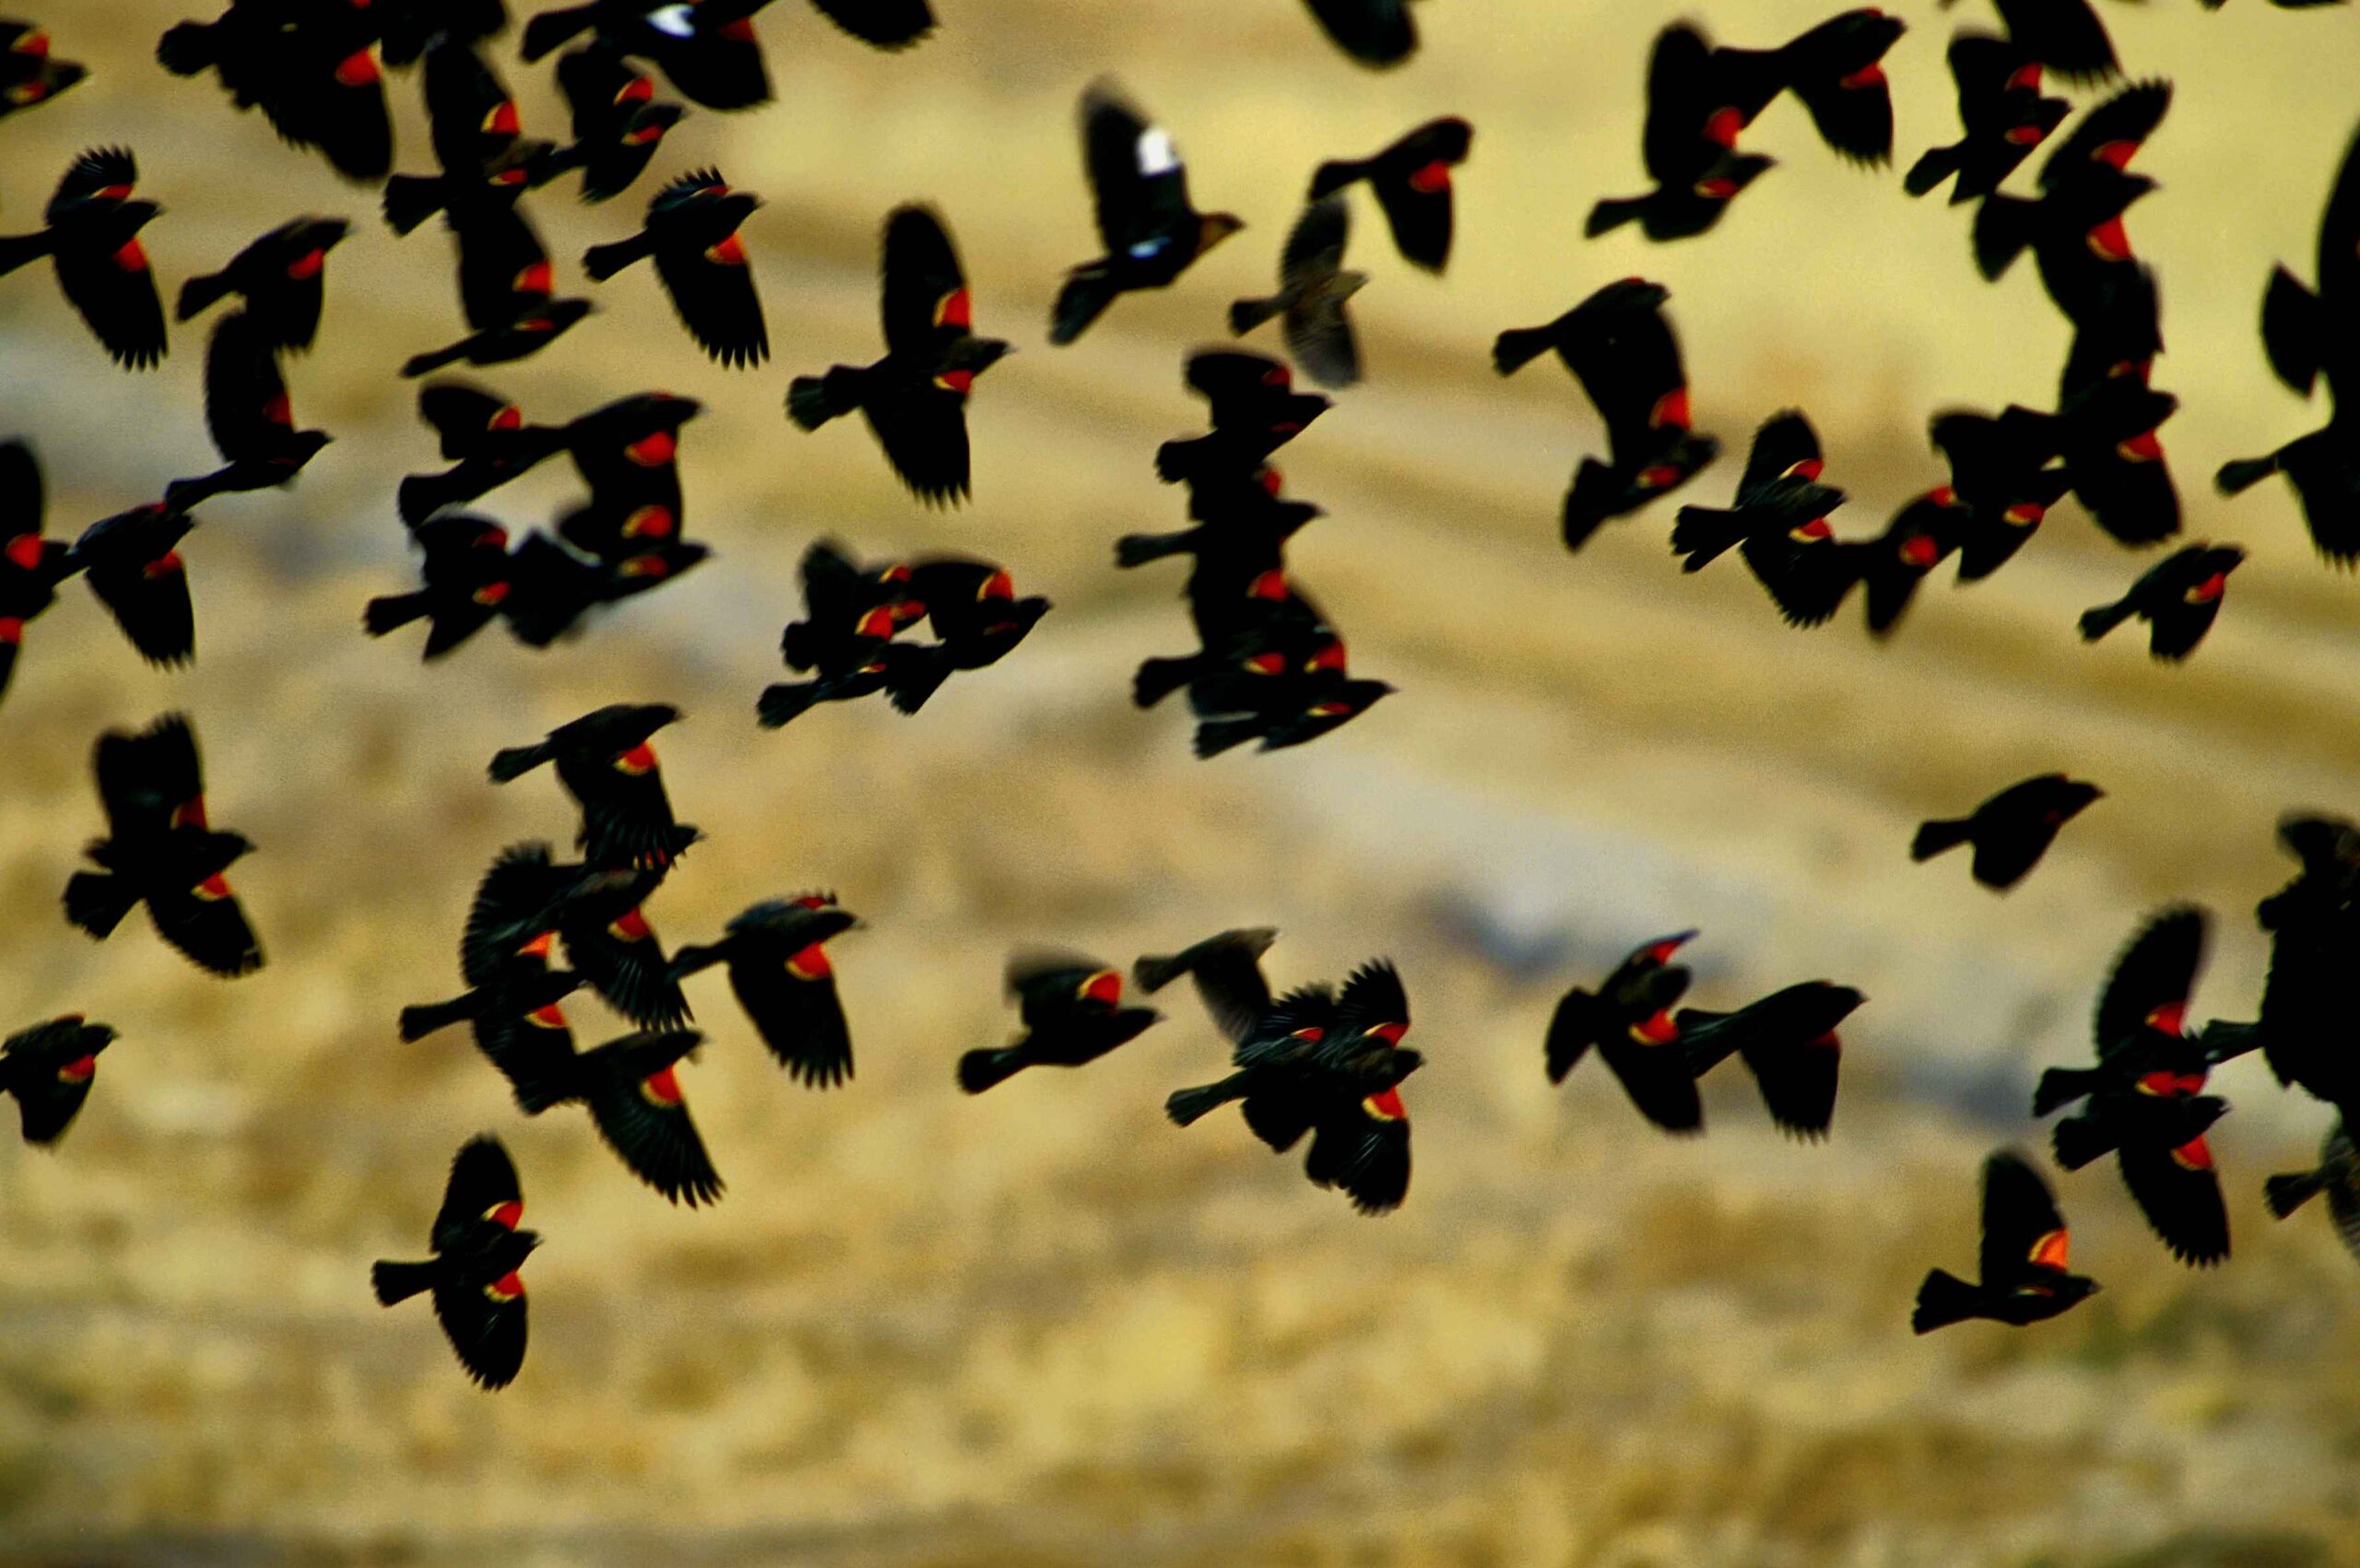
[6, 1, 2360, 1563]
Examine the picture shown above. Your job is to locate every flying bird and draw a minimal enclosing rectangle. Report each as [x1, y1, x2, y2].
[2077, 543, 2241, 662]
[0, 147, 167, 369]
[175, 216, 349, 350]
[1912, 1149, 2100, 1332]
[670, 894, 862, 1087]
[1229, 195, 1365, 389]
[1307, 117, 1470, 272]
[372, 1135, 540, 1388]
[1912, 773, 2103, 891]
[583, 167, 767, 367]
[1050, 81, 1243, 345]
[957, 953, 1162, 1094]
[1, 1016, 116, 1147]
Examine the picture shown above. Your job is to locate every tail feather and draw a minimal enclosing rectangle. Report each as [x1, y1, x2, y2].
[519, 5, 597, 61]
[957, 1046, 1027, 1095]
[0, 230, 54, 278]
[1903, 144, 1960, 198]
[2077, 595, 2135, 643]
[1670, 506, 1745, 571]
[1228, 296, 1283, 336]
[2266, 1168, 2327, 1220]
[63, 871, 137, 939]
[2050, 1111, 2114, 1172]
[1132, 655, 1198, 710]
[667, 942, 728, 983]
[756, 682, 820, 730]
[1193, 716, 1261, 759]
[155, 19, 218, 76]
[364, 592, 432, 638]
[175, 270, 233, 323]
[382, 174, 448, 238]
[1910, 817, 1975, 864]
[401, 343, 469, 379]
[785, 369, 861, 431]
[1131, 950, 1190, 994]
[1306, 158, 1367, 201]
[581, 235, 654, 282]
[1911, 1267, 1982, 1334]
[1115, 531, 1192, 569]
[1165, 1074, 1250, 1127]
[397, 995, 476, 1042]
[1491, 324, 1556, 377]
[1049, 267, 1115, 346]
[2033, 1066, 2105, 1118]
[487, 742, 551, 783]
[1584, 196, 1647, 239]
[1972, 195, 2037, 282]
[371, 1258, 436, 1306]
[2215, 454, 2281, 497]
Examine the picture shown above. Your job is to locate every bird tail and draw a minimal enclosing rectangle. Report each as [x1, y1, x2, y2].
[1670, 506, 1745, 571]
[1192, 716, 1261, 759]
[1543, 986, 1599, 1085]
[667, 942, 727, 983]
[1228, 295, 1283, 336]
[957, 1046, 1027, 1095]
[581, 234, 655, 282]
[2215, 454, 2282, 497]
[1306, 158, 1368, 201]
[1584, 195, 1648, 239]
[1165, 1073, 1252, 1127]
[2050, 1112, 2114, 1172]
[62, 871, 137, 939]
[370, 1258, 436, 1306]
[396, 994, 477, 1043]
[756, 681, 820, 730]
[1491, 324, 1557, 377]
[175, 269, 234, 323]
[161, 473, 228, 514]
[519, 4, 597, 62]
[1049, 265, 1116, 346]
[785, 368, 862, 431]
[365, 592, 435, 643]
[1902, 144, 1960, 198]
[1115, 530, 1191, 569]
[395, 473, 464, 524]
[381, 174, 448, 238]
[1131, 949, 1193, 995]
[2077, 595, 2135, 643]
[1911, 1268, 1981, 1334]
[154, 19, 219, 76]
[1131, 655, 1198, 710]
[1971, 195, 2038, 282]
[2032, 1065, 2106, 1118]
[400, 342, 469, 379]
[486, 742, 553, 783]
[883, 647, 955, 715]
[1909, 816, 1975, 863]
[2265, 1166, 2328, 1220]
[0, 230, 53, 278]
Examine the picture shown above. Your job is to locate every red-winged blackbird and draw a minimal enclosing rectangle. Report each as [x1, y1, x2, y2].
[399, 383, 697, 524]
[1, 1015, 115, 1147]
[459, 841, 684, 1030]
[489, 702, 698, 869]
[0, 440, 81, 709]
[376, 0, 509, 68]
[1309, 118, 1470, 273]
[957, 953, 1162, 1094]
[1906, 35, 2066, 203]
[382, 39, 554, 235]
[0, 21, 85, 118]
[398, 841, 610, 1081]
[1229, 196, 1364, 390]
[2047, 354, 2181, 548]
[1912, 773, 2103, 891]
[403, 198, 592, 377]
[1147, 935, 1422, 1215]
[1131, 569, 1313, 708]
[164, 311, 332, 511]
[499, 1020, 723, 1204]
[521, 0, 772, 108]
[372, 1135, 539, 1388]
[0, 148, 166, 370]
[670, 893, 860, 1087]
[1300, 0, 1418, 65]
[364, 513, 518, 658]
[177, 217, 348, 352]
[1148, 591, 1393, 758]
[159, 2, 393, 182]
[1587, 24, 1776, 242]
[1117, 472, 1319, 593]
[776, 539, 919, 669]
[1912, 1149, 2100, 1332]
[1050, 82, 1244, 346]
[787, 206, 1009, 504]
[1727, 8, 1906, 167]
[68, 502, 196, 667]
[2218, 123, 2360, 564]
[2265, 1119, 2360, 1268]
[1680, 980, 1862, 1139]
[1153, 350, 1329, 488]
[584, 167, 767, 367]
[1851, 487, 1971, 637]
[880, 557, 1050, 715]
[2078, 543, 2240, 662]
[63, 713, 263, 978]
[1545, 929, 1702, 1133]
[544, 47, 684, 203]
[2201, 813, 2360, 1111]
[1929, 406, 2072, 580]
[501, 529, 707, 645]
[1975, 83, 2167, 318]
[1493, 278, 1718, 549]
[2033, 905, 2229, 1267]
[1939, 0, 2118, 87]
[1671, 410, 1859, 628]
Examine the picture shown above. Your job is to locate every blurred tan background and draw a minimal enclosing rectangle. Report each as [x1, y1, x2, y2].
[5, 1, 2360, 1563]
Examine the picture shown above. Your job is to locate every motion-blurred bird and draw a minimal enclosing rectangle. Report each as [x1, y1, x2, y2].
[364, 513, 519, 659]
[159, 1, 393, 182]
[1308, 117, 1470, 272]
[670, 894, 861, 1087]
[0, 1016, 116, 1147]
[0, 440, 80, 710]
[0, 147, 167, 370]
[488, 702, 697, 869]
[1545, 929, 1701, 1132]
[175, 217, 348, 350]
[1912, 773, 2103, 891]
[1906, 34, 2067, 204]
[68, 502, 196, 668]
[164, 311, 332, 511]
[0, 19, 84, 119]
[1680, 979, 1862, 1139]
[958, 954, 1161, 1093]
[1912, 1149, 2099, 1332]
[2077, 543, 2241, 662]
[372, 1136, 539, 1389]
[584, 167, 766, 367]
[1229, 195, 1364, 390]
[1050, 81, 1243, 346]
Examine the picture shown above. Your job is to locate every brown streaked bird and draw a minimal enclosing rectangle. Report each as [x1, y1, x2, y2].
[670, 894, 862, 1088]
[583, 167, 767, 367]
[371, 1135, 540, 1388]
[1229, 195, 1365, 390]
[1, 1016, 116, 1147]
[1050, 80, 1243, 346]
[1912, 1149, 2100, 1332]
[1912, 773, 2102, 891]
[63, 713, 263, 978]
[957, 953, 1162, 1093]
[1308, 116, 1471, 272]
[2266, 1118, 2360, 1269]
[0, 147, 166, 369]
[787, 204, 1009, 505]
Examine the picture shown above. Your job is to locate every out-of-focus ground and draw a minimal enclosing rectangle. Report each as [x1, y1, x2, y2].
[4, 1, 2360, 1563]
